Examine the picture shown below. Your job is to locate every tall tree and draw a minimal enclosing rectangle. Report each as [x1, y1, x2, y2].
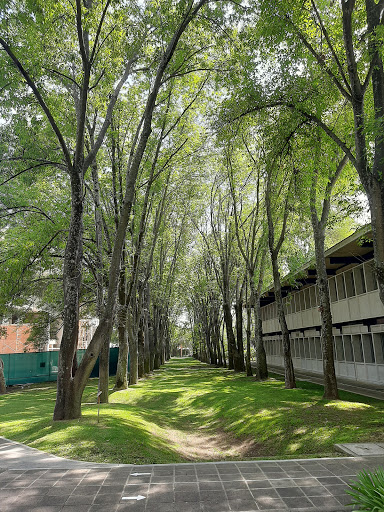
[252, 0, 384, 305]
[226, 135, 269, 380]
[264, 127, 297, 389]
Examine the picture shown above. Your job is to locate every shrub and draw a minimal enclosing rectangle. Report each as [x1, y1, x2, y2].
[346, 467, 384, 511]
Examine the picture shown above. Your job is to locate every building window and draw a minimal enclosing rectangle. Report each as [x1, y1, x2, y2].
[314, 337, 322, 360]
[309, 286, 317, 307]
[364, 262, 378, 292]
[309, 338, 313, 359]
[334, 336, 344, 361]
[292, 293, 297, 312]
[362, 333, 375, 363]
[299, 291, 305, 311]
[345, 269, 356, 298]
[291, 338, 297, 358]
[336, 274, 346, 300]
[328, 277, 338, 302]
[354, 265, 366, 295]
[288, 297, 293, 315]
[373, 333, 384, 364]
[298, 338, 304, 359]
[343, 335, 354, 362]
[352, 334, 364, 362]
[303, 288, 310, 310]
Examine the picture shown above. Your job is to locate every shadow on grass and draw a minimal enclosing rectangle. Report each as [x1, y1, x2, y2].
[1, 357, 384, 463]
[0, 384, 187, 464]
[110, 358, 384, 458]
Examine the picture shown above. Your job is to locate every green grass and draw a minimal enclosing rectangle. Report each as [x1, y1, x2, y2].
[1, 357, 383, 464]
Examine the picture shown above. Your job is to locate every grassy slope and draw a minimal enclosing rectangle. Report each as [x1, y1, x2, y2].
[0, 357, 383, 464]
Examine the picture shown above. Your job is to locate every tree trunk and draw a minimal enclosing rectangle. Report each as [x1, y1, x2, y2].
[0, 358, 7, 394]
[143, 285, 151, 374]
[235, 298, 245, 371]
[128, 309, 138, 385]
[98, 338, 110, 402]
[212, 308, 223, 366]
[160, 312, 167, 364]
[250, 275, 268, 381]
[114, 329, 129, 391]
[53, 171, 84, 420]
[253, 295, 268, 380]
[90, 152, 110, 403]
[271, 254, 296, 389]
[153, 307, 161, 370]
[266, 169, 295, 389]
[245, 302, 253, 376]
[220, 322, 226, 367]
[313, 223, 339, 399]
[138, 315, 145, 378]
[114, 260, 128, 390]
[223, 301, 242, 371]
[369, 186, 384, 304]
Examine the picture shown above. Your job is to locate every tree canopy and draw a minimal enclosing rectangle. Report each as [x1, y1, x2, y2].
[0, 0, 379, 415]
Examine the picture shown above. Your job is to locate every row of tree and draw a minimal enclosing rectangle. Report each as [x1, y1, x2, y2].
[1, 0, 384, 415]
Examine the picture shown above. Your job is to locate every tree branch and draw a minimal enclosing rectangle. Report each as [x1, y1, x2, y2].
[320, 153, 349, 225]
[76, 0, 88, 64]
[285, 14, 352, 101]
[0, 162, 62, 186]
[44, 68, 80, 89]
[310, 0, 351, 94]
[89, 0, 112, 64]
[0, 205, 56, 223]
[0, 38, 72, 170]
[83, 54, 138, 171]
[293, 107, 357, 167]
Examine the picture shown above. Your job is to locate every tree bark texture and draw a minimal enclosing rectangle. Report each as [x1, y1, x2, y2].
[253, 301, 268, 380]
[128, 310, 138, 385]
[114, 263, 128, 390]
[270, 256, 296, 389]
[0, 358, 6, 394]
[313, 223, 339, 399]
[223, 301, 241, 371]
[245, 303, 253, 377]
[53, 171, 84, 420]
[266, 171, 295, 389]
[235, 298, 245, 371]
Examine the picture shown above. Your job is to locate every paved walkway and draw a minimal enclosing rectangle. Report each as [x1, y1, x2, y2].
[1, 437, 384, 511]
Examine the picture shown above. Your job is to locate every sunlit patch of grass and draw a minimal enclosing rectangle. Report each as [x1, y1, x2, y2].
[1, 357, 384, 463]
[324, 401, 372, 411]
[288, 442, 301, 452]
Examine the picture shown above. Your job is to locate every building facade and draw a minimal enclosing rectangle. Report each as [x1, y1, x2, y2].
[0, 324, 32, 354]
[0, 317, 99, 354]
[261, 227, 384, 386]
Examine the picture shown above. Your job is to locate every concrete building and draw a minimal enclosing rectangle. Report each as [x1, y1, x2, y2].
[261, 225, 384, 386]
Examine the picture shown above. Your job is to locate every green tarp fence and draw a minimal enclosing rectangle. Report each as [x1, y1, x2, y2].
[0, 347, 124, 386]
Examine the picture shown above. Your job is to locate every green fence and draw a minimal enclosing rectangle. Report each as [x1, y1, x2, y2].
[0, 347, 123, 386]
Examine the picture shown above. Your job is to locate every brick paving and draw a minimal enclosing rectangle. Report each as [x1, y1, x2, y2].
[1, 436, 384, 512]
[0, 438, 384, 512]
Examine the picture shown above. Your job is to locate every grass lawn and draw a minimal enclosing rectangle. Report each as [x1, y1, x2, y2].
[0, 357, 383, 464]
